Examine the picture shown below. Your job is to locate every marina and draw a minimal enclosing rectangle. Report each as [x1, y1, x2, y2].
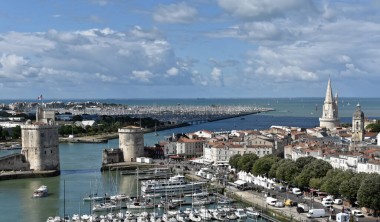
[1, 98, 380, 222]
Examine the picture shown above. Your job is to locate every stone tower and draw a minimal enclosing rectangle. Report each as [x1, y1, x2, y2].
[352, 104, 365, 142]
[21, 108, 60, 171]
[319, 78, 340, 129]
[119, 126, 144, 162]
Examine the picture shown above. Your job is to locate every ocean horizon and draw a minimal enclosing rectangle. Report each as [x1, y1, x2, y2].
[1, 97, 379, 118]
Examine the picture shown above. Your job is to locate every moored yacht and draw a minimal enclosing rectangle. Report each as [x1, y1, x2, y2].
[141, 174, 206, 194]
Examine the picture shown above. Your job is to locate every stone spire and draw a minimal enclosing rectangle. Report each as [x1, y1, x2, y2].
[325, 78, 333, 103]
[319, 78, 340, 129]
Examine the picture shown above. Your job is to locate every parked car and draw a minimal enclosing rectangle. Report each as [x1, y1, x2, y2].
[292, 188, 302, 195]
[307, 209, 326, 218]
[352, 210, 365, 217]
[334, 199, 343, 205]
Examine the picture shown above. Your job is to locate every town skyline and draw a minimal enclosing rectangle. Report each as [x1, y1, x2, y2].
[0, 1, 379, 99]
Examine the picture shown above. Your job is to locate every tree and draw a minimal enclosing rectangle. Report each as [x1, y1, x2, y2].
[295, 156, 316, 169]
[268, 159, 291, 178]
[237, 153, 259, 172]
[11, 125, 21, 139]
[365, 123, 380, 132]
[276, 160, 300, 184]
[251, 155, 279, 176]
[321, 169, 353, 197]
[309, 178, 323, 189]
[229, 154, 241, 169]
[294, 159, 332, 188]
[357, 173, 380, 210]
[340, 173, 367, 203]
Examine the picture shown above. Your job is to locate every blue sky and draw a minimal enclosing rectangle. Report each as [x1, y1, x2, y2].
[0, 0, 379, 99]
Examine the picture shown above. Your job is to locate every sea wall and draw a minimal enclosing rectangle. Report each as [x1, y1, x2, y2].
[0, 153, 29, 171]
[0, 170, 60, 181]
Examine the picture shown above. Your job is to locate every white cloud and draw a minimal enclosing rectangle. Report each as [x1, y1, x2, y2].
[153, 2, 198, 23]
[131, 70, 153, 83]
[165, 67, 179, 77]
[0, 27, 195, 96]
[217, 0, 314, 20]
[210, 67, 223, 86]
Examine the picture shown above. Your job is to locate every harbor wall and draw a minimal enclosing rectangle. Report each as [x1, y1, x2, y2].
[0, 170, 60, 181]
[0, 153, 29, 171]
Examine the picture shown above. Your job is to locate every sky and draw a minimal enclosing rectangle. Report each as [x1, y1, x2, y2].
[0, 0, 379, 99]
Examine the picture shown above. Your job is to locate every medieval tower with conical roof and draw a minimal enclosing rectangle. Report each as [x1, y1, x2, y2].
[319, 78, 340, 129]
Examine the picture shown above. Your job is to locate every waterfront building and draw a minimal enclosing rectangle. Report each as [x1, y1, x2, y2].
[175, 137, 204, 158]
[351, 104, 365, 143]
[21, 107, 60, 171]
[118, 126, 144, 162]
[203, 141, 273, 164]
[319, 78, 340, 129]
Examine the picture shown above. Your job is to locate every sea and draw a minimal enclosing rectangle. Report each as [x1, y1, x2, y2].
[0, 98, 379, 222]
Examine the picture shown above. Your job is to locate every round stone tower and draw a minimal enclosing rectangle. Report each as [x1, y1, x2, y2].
[119, 126, 144, 162]
[352, 103, 365, 142]
[21, 124, 60, 171]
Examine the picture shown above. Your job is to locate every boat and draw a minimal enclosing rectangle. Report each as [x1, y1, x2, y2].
[141, 174, 206, 194]
[235, 208, 247, 219]
[245, 207, 260, 218]
[83, 193, 109, 202]
[33, 185, 48, 198]
[92, 202, 120, 212]
[184, 191, 209, 197]
[188, 211, 201, 222]
[198, 207, 213, 221]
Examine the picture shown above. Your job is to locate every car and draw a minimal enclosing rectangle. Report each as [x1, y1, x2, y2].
[322, 202, 333, 208]
[352, 210, 365, 217]
[333, 199, 343, 205]
[292, 188, 302, 195]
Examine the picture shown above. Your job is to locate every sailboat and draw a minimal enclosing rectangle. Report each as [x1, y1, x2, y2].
[154, 123, 159, 136]
[126, 167, 154, 209]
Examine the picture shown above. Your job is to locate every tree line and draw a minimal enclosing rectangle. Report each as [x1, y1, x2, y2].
[58, 115, 163, 137]
[229, 154, 380, 211]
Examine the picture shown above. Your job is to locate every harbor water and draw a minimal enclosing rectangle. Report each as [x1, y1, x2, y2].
[0, 98, 379, 222]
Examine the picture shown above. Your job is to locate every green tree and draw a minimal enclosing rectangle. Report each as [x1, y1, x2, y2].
[237, 153, 259, 172]
[11, 125, 21, 139]
[295, 156, 316, 169]
[340, 173, 367, 203]
[309, 178, 323, 189]
[276, 160, 300, 183]
[357, 173, 380, 210]
[229, 154, 241, 169]
[365, 123, 380, 132]
[251, 155, 279, 176]
[294, 159, 332, 188]
[321, 169, 353, 197]
[268, 159, 291, 178]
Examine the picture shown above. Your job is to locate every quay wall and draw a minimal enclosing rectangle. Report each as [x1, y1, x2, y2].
[0, 153, 29, 171]
[0, 170, 60, 181]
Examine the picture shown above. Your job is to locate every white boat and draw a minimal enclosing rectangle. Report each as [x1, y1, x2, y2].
[246, 207, 260, 218]
[141, 174, 206, 194]
[192, 198, 211, 206]
[226, 211, 238, 220]
[185, 191, 209, 197]
[126, 200, 154, 209]
[110, 193, 130, 201]
[234, 208, 247, 219]
[33, 185, 48, 198]
[212, 211, 227, 221]
[92, 202, 120, 212]
[188, 211, 202, 222]
[198, 207, 213, 221]
[82, 193, 108, 202]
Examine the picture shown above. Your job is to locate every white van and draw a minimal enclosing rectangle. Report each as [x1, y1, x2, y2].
[307, 209, 326, 218]
[266, 197, 277, 206]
